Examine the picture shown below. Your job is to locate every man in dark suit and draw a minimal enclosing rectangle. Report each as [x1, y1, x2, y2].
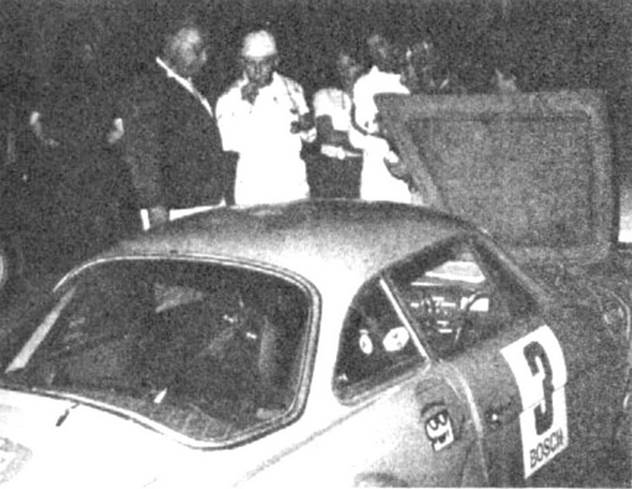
[119, 18, 236, 230]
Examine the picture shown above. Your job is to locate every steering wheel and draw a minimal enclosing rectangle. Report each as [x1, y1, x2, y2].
[417, 289, 438, 329]
[450, 290, 489, 349]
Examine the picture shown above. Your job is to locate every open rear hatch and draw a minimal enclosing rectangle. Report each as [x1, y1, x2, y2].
[376, 90, 615, 265]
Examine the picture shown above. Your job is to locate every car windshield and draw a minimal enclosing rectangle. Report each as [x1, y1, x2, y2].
[2, 259, 311, 444]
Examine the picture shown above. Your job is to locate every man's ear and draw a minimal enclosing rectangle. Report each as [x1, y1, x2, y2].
[163, 32, 186, 71]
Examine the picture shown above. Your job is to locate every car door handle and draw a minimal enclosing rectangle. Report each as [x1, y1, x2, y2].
[485, 407, 504, 429]
[484, 401, 515, 430]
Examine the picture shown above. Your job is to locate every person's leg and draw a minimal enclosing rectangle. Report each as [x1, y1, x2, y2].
[309, 153, 340, 198]
[335, 157, 362, 199]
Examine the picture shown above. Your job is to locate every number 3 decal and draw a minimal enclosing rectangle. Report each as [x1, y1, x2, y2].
[523, 341, 554, 435]
[501, 325, 568, 479]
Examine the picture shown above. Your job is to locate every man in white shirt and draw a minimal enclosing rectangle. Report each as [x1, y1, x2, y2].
[215, 29, 316, 206]
[352, 32, 412, 204]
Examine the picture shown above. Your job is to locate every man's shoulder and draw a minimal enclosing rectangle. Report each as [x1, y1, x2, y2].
[355, 67, 378, 82]
[352, 71, 374, 93]
[354, 67, 408, 96]
[217, 78, 245, 102]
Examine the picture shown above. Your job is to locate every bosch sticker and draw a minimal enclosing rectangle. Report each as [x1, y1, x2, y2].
[423, 404, 455, 451]
[501, 325, 568, 479]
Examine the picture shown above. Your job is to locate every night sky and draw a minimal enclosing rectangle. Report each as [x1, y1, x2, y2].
[2, 0, 632, 187]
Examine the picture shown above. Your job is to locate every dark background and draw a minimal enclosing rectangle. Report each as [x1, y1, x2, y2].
[1, 0, 632, 176]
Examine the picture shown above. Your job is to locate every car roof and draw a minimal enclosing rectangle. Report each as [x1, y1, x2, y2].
[106, 200, 474, 283]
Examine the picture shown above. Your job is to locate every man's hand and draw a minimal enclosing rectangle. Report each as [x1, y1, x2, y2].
[290, 113, 314, 134]
[106, 118, 125, 145]
[30, 116, 59, 148]
[241, 82, 260, 104]
[383, 150, 409, 179]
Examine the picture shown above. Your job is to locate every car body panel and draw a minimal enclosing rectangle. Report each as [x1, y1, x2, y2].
[0, 201, 629, 487]
[0, 389, 190, 488]
[241, 369, 485, 488]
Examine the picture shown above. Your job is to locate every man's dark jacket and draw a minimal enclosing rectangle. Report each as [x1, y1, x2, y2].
[120, 66, 235, 209]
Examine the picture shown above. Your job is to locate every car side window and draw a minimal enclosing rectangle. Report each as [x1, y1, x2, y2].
[390, 238, 535, 358]
[334, 278, 422, 397]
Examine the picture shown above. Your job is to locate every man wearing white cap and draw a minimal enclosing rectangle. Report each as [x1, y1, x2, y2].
[216, 29, 316, 206]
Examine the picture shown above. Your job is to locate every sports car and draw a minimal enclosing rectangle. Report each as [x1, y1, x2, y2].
[0, 89, 630, 488]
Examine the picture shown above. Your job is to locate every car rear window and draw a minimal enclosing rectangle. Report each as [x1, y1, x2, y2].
[3, 259, 312, 445]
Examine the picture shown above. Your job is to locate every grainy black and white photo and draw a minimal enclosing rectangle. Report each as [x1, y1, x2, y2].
[0, 0, 630, 487]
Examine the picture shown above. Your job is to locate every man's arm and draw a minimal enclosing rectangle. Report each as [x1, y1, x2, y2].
[352, 77, 379, 136]
[120, 82, 167, 228]
[285, 79, 315, 142]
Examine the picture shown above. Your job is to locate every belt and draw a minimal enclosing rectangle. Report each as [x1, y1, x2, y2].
[320, 144, 362, 160]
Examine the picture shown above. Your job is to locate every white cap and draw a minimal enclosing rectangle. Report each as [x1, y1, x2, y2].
[241, 30, 277, 59]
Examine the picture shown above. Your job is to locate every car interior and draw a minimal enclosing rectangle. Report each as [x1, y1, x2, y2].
[6, 259, 311, 440]
[333, 237, 535, 394]
[392, 238, 535, 357]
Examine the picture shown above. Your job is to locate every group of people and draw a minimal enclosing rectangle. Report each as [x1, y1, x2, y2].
[22, 14, 521, 264]
[27, 18, 419, 240]
[214, 25, 422, 209]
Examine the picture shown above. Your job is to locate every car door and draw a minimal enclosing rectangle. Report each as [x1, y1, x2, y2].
[386, 235, 570, 486]
[328, 274, 488, 487]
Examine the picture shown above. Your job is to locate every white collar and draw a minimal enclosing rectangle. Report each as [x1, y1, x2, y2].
[156, 57, 195, 91]
[239, 71, 280, 88]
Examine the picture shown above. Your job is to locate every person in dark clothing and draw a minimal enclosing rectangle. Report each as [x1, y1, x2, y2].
[309, 47, 365, 199]
[28, 16, 137, 269]
[118, 18, 236, 231]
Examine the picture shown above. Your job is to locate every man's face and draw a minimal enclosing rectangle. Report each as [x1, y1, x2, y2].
[492, 68, 519, 93]
[336, 53, 362, 92]
[79, 43, 96, 66]
[172, 28, 208, 78]
[400, 61, 419, 93]
[76, 42, 99, 81]
[412, 40, 438, 71]
[242, 55, 277, 87]
[367, 34, 399, 73]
